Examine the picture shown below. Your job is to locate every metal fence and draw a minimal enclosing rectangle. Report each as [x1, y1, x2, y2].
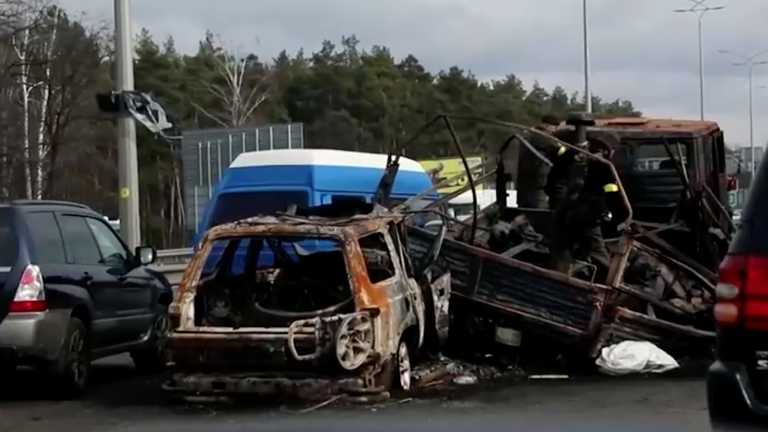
[181, 123, 304, 234]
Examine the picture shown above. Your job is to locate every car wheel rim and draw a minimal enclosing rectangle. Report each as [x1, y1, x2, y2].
[69, 331, 86, 385]
[398, 341, 411, 391]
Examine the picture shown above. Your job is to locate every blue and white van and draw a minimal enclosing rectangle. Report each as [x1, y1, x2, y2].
[196, 149, 436, 240]
[194, 149, 437, 271]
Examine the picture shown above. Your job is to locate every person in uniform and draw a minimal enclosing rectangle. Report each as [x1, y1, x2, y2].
[516, 115, 562, 209]
[546, 132, 626, 273]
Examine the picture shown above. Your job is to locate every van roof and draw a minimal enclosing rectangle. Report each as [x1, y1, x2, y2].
[229, 149, 426, 173]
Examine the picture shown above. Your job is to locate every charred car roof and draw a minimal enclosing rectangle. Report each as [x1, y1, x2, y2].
[201, 204, 404, 241]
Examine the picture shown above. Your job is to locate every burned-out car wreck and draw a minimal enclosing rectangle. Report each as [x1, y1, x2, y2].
[164, 204, 450, 398]
[398, 112, 729, 363]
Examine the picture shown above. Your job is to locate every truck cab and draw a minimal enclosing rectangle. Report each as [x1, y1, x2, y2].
[557, 117, 731, 271]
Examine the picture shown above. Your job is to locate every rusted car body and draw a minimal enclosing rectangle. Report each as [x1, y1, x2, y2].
[164, 206, 449, 397]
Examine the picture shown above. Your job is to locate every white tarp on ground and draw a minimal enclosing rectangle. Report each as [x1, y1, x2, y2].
[595, 341, 679, 376]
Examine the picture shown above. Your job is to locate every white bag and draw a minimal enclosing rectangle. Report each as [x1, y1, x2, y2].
[595, 341, 679, 376]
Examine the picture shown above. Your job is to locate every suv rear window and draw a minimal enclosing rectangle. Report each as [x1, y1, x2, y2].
[208, 191, 309, 229]
[0, 208, 18, 267]
[730, 156, 768, 254]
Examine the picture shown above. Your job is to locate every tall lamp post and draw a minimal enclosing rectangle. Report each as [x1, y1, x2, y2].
[582, 0, 591, 112]
[114, 0, 141, 250]
[719, 49, 768, 174]
[674, 0, 724, 120]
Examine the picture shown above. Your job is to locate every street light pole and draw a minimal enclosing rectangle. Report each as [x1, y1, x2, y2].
[719, 49, 768, 174]
[674, 0, 725, 120]
[582, 0, 592, 113]
[114, 0, 141, 250]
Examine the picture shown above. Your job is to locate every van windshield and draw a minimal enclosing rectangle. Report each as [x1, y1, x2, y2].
[0, 209, 17, 267]
[208, 190, 310, 229]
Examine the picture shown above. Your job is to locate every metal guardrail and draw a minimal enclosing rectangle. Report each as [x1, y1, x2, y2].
[150, 262, 187, 290]
[154, 249, 193, 290]
[155, 247, 193, 265]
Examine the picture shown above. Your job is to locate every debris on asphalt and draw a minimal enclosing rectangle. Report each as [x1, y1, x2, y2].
[595, 341, 679, 376]
[528, 375, 570, 380]
[295, 395, 347, 414]
[453, 375, 478, 385]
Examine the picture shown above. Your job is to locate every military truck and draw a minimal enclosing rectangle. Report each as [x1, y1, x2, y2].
[551, 117, 731, 273]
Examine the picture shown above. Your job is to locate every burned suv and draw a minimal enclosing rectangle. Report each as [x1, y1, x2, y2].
[164, 204, 450, 398]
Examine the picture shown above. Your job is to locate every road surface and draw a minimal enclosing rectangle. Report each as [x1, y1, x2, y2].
[0, 354, 710, 432]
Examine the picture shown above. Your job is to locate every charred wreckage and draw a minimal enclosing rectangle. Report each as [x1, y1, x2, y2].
[164, 203, 451, 399]
[164, 111, 732, 398]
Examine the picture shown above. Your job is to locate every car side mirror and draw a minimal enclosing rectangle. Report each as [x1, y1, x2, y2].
[135, 246, 156, 266]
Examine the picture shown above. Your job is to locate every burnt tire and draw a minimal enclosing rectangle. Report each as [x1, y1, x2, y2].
[393, 338, 413, 391]
[130, 306, 169, 374]
[48, 317, 90, 399]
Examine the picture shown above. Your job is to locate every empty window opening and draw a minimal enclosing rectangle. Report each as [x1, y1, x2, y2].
[194, 236, 353, 328]
[359, 232, 395, 283]
[635, 143, 688, 171]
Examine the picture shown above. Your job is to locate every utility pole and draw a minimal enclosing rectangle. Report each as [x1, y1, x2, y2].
[114, 0, 141, 250]
[582, 0, 592, 113]
[674, 0, 725, 121]
[719, 49, 768, 174]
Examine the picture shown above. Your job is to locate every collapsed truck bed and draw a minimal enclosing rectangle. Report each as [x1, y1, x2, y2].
[408, 223, 716, 358]
[408, 226, 609, 349]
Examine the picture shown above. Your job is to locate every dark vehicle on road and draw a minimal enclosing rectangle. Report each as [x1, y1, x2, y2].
[0, 200, 173, 397]
[709, 150, 768, 430]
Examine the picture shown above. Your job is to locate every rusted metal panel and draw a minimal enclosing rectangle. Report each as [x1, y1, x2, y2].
[591, 118, 721, 136]
[409, 226, 609, 344]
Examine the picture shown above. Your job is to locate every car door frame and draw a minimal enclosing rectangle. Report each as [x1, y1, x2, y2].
[54, 211, 122, 350]
[81, 214, 154, 344]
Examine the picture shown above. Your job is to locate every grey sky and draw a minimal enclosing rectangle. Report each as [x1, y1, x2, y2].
[61, 0, 768, 148]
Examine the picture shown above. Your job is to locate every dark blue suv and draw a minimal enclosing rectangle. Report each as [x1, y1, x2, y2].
[0, 200, 173, 398]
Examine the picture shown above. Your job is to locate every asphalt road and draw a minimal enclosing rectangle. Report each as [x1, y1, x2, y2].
[0, 354, 711, 432]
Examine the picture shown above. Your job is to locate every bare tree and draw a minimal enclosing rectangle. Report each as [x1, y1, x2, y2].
[33, 4, 57, 198]
[191, 37, 271, 128]
[11, 13, 32, 198]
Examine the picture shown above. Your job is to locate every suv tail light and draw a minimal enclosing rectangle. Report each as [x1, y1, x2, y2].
[8, 264, 46, 313]
[716, 254, 768, 330]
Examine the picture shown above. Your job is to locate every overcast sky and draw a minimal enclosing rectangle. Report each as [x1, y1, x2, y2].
[60, 0, 768, 148]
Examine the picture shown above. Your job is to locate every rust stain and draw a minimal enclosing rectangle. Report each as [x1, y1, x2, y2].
[592, 117, 721, 135]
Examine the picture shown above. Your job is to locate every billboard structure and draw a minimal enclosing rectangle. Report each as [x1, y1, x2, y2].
[418, 156, 484, 194]
[180, 123, 304, 234]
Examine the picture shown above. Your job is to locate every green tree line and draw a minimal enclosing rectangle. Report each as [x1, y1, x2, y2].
[0, 2, 640, 247]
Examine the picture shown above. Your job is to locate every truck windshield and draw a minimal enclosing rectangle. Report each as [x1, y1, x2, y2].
[208, 190, 310, 229]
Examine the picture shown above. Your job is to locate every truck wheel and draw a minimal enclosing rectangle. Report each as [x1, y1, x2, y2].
[48, 317, 90, 398]
[130, 306, 169, 373]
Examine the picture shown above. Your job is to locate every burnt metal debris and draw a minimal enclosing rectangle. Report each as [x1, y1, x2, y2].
[401, 113, 726, 360]
[165, 113, 729, 400]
